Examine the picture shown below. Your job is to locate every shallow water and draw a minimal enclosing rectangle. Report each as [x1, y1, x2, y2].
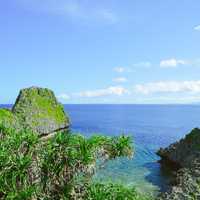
[1, 104, 200, 195]
[64, 104, 200, 195]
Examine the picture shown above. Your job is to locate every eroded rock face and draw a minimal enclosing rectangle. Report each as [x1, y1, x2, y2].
[157, 128, 200, 168]
[158, 128, 200, 200]
[11, 87, 70, 136]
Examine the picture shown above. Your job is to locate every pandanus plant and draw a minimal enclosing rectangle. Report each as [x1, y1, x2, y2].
[0, 124, 152, 200]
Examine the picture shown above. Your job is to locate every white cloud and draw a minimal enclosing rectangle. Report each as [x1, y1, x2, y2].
[194, 25, 200, 31]
[160, 58, 187, 68]
[133, 61, 152, 68]
[113, 62, 151, 73]
[113, 77, 128, 83]
[114, 67, 125, 73]
[77, 86, 128, 98]
[57, 93, 70, 100]
[134, 80, 200, 95]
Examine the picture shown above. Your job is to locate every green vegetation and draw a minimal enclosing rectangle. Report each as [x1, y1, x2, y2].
[0, 125, 39, 199]
[183, 128, 200, 150]
[185, 128, 200, 142]
[0, 87, 154, 199]
[85, 182, 153, 200]
[0, 123, 152, 200]
[0, 109, 20, 129]
[0, 109, 15, 124]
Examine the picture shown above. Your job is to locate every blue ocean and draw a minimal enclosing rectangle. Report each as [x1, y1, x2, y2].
[1, 104, 200, 195]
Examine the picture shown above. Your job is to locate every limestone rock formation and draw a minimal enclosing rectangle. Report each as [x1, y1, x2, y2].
[0, 87, 70, 136]
[12, 87, 70, 136]
[158, 128, 200, 199]
[157, 128, 200, 168]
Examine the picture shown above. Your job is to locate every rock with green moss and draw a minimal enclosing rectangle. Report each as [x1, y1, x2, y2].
[12, 87, 70, 136]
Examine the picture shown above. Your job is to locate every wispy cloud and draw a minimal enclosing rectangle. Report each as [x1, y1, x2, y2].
[18, 0, 118, 24]
[113, 77, 128, 83]
[114, 67, 126, 73]
[133, 61, 152, 68]
[113, 61, 152, 74]
[194, 25, 200, 31]
[134, 80, 200, 95]
[77, 86, 128, 98]
[160, 58, 187, 68]
[57, 93, 71, 101]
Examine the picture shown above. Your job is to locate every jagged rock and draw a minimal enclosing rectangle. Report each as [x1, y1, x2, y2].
[158, 128, 200, 199]
[157, 128, 200, 168]
[158, 167, 200, 200]
[12, 87, 70, 136]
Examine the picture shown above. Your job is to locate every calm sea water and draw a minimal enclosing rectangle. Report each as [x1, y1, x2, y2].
[64, 104, 200, 195]
[1, 104, 200, 195]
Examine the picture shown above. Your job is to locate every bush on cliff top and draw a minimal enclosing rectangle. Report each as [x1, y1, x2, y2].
[0, 124, 152, 200]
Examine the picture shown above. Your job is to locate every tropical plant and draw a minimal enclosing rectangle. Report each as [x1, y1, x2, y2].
[0, 123, 152, 200]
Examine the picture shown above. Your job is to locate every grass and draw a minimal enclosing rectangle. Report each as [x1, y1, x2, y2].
[85, 182, 154, 200]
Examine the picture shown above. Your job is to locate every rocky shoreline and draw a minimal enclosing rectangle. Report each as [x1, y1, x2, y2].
[1, 86, 200, 199]
[0, 87, 138, 200]
[157, 128, 200, 200]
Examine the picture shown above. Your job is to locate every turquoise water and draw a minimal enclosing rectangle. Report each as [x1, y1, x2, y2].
[64, 104, 200, 195]
[2, 104, 200, 195]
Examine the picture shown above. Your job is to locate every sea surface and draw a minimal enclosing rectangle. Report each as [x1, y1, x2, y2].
[1, 104, 200, 195]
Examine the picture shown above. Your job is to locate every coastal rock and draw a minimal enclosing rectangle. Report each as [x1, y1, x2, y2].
[12, 87, 70, 136]
[158, 128, 200, 199]
[158, 167, 200, 200]
[157, 128, 200, 168]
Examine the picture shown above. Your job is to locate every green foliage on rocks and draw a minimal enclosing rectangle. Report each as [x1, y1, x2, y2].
[182, 128, 200, 151]
[0, 124, 147, 200]
[0, 109, 20, 129]
[0, 87, 70, 136]
[0, 87, 154, 199]
[0, 109, 15, 124]
[12, 87, 69, 135]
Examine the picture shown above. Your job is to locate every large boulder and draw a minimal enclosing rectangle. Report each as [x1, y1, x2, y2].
[12, 87, 70, 136]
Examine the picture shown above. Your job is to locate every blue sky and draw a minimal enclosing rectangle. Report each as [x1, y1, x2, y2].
[1, 0, 200, 104]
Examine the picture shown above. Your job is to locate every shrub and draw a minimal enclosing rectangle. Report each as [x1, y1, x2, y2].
[0, 125, 39, 199]
[0, 124, 151, 200]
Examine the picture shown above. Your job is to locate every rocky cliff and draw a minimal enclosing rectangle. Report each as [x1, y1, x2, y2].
[158, 128, 200, 200]
[0, 87, 70, 136]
